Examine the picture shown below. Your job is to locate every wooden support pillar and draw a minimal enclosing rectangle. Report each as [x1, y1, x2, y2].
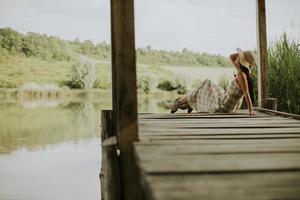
[110, 0, 142, 199]
[100, 110, 121, 200]
[267, 98, 277, 110]
[256, 0, 268, 108]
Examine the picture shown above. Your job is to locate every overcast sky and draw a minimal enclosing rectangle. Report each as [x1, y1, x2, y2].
[0, 0, 299, 55]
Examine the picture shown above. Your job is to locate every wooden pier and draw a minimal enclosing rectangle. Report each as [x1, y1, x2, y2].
[100, 0, 300, 199]
[101, 109, 300, 200]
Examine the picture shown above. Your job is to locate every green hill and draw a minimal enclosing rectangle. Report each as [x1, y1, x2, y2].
[0, 27, 230, 89]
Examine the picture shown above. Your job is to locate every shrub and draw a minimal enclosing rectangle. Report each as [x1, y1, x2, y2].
[137, 70, 157, 94]
[157, 74, 187, 94]
[68, 58, 96, 89]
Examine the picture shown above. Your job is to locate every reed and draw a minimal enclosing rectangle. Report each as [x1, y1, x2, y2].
[268, 33, 300, 114]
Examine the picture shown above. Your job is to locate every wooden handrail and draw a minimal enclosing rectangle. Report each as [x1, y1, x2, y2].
[254, 107, 300, 120]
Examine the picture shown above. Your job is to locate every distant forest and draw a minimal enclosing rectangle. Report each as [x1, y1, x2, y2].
[0, 27, 230, 67]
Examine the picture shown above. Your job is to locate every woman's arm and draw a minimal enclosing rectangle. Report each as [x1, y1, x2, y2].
[237, 72, 255, 116]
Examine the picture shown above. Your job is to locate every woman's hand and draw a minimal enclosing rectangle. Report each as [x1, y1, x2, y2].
[249, 110, 255, 116]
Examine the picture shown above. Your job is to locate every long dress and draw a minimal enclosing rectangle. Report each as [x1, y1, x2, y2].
[187, 79, 244, 113]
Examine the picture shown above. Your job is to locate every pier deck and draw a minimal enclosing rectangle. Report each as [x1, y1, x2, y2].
[134, 110, 300, 200]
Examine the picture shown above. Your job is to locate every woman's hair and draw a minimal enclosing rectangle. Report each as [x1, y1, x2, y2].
[240, 64, 255, 104]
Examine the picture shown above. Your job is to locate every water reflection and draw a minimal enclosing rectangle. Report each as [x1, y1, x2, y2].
[0, 91, 110, 200]
[0, 101, 102, 154]
[0, 90, 171, 200]
[0, 91, 170, 154]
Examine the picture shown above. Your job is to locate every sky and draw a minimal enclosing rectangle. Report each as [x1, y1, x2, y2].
[0, 0, 300, 56]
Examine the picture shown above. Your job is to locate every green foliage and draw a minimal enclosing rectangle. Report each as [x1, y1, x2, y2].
[251, 66, 258, 107]
[0, 28, 71, 61]
[137, 69, 157, 93]
[0, 27, 231, 91]
[0, 28, 23, 53]
[93, 62, 112, 89]
[0, 28, 230, 67]
[267, 33, 300, 114]
[157, 74, 187, 94]
[218, 74, 229, 91]
[68, 58, 96, 89]
[136, 48, 231, 67]
[252, 33, 300, 114]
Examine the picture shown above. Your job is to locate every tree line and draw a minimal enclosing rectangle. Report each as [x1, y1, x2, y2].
[0, 27, 230, 67]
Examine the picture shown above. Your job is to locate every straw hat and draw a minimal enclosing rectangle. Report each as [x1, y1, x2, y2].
[236, 48, 256, 70]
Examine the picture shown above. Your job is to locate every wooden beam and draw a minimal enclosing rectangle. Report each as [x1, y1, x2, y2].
[256, 0, 268, 108]
[101, 110, 114, 141]
[101, 142, 122, 200]
[100, 110, 122, 200]
[110, 0, 142, 199]
[254, 107, 300, 120]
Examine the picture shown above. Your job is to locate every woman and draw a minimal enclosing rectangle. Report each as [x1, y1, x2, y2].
[166, 48, 256, 116]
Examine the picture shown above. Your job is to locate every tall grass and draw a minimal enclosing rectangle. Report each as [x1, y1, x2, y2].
[268, 33, 300, 114]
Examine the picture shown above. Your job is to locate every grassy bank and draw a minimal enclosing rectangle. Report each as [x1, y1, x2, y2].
[0, 27, 233, 93]
[0, 53, 112, 89]
[0, 52, 233, 94]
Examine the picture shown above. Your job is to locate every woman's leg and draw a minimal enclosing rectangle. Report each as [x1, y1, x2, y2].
[178, 103, 193, 113]
[171, 96, 189, 113]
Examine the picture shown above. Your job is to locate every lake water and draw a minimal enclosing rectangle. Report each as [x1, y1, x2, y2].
[0, 90, 169, 200]
[0, 64, 231, 199]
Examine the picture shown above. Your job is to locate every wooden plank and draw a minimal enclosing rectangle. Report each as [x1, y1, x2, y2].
[139, 127, 300, 136]
[145, 172, 300, 200]
[139, 117, 298, 122]
[136, 153, 300, 174]
[139, 121, 300, 126]
[135, 143, 300, 155]
[139, 117, 297, 122]
[140, 134, 300, 140]
[256, 0, 268, 108]
[139, 124, 300, 129]
[136, 138, 300, 145]
[139, 113, 269, 119]
[139, 120, 300, 126]
[110, 0, 142, 199]
[139, 111, 270, 118]
[102, 136, 117, 146]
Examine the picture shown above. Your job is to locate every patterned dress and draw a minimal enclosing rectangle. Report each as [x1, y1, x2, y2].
[187, 79, 244, 113]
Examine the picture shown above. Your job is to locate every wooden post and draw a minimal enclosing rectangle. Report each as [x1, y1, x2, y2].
[101, 110, 114, 141]
[256, 0, 268, 108]
[100, 110, 122, 200]
[110, 0, 142, 199]
[267, 98, 277, 110]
